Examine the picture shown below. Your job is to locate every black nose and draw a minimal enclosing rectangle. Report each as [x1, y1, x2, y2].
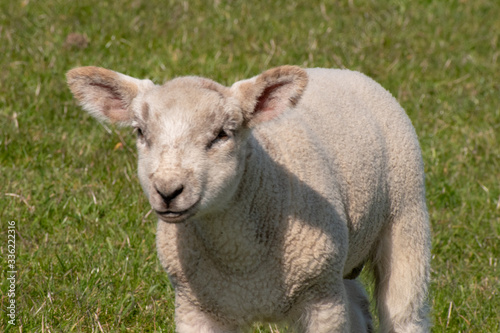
[157, 185, 184, 206]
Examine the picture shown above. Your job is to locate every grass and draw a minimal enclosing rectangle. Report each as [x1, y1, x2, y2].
[1, 0, 498, 331]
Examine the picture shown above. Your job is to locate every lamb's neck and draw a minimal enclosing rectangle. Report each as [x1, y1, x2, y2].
[192, 138, 288, 273]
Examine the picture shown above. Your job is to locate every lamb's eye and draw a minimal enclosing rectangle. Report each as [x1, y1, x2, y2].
[208, 129, 230, 149]
[136, 127, 144, 139]
[216, 129, 229, 141]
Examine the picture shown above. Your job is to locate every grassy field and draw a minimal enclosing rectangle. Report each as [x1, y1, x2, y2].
[1, 0, 498, 331]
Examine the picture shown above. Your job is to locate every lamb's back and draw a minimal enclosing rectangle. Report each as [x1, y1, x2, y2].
[254, 68, 424, 273]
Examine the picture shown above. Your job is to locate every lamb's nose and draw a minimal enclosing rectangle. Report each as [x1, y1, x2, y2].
[156, 184, 184, 206]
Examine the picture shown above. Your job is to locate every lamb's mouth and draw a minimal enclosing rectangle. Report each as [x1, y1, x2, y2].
[155, 203, 199, 223]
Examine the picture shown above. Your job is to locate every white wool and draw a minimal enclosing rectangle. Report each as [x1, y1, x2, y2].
[67, 66, 430, 333]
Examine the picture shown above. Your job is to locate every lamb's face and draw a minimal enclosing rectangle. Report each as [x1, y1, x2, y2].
[133, 79, 247, 223]
[66, 65, 308, 223]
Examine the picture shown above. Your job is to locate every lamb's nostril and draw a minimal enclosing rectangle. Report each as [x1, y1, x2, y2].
[157, 185, 184, 206]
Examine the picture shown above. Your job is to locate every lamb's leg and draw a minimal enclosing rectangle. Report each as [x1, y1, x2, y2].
[373, 205, 431, 333]
[175, 298, 240, 333]
[344, 279, 373, 333]
[291, 282, 350, 333]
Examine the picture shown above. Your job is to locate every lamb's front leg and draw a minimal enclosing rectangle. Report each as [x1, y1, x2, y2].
[291, 283, 350, 333]
[175, 296, 240, 333]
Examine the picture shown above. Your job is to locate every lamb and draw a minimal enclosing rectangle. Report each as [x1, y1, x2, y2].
[66, 65, 431, 332]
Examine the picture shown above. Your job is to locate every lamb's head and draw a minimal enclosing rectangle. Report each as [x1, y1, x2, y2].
[66, 66, 308, 223]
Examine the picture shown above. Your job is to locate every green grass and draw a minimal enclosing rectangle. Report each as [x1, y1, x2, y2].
[1, 0, 498, 331]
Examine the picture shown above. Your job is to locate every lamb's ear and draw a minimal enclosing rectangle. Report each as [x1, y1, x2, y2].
[66, 66, 154, 125]
[230, 66, 308, 127]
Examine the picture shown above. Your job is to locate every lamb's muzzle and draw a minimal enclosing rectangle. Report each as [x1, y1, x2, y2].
[156, 184, 184, 206]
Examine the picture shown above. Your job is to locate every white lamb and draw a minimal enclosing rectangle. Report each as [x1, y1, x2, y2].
[67, 65, 430, 332]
